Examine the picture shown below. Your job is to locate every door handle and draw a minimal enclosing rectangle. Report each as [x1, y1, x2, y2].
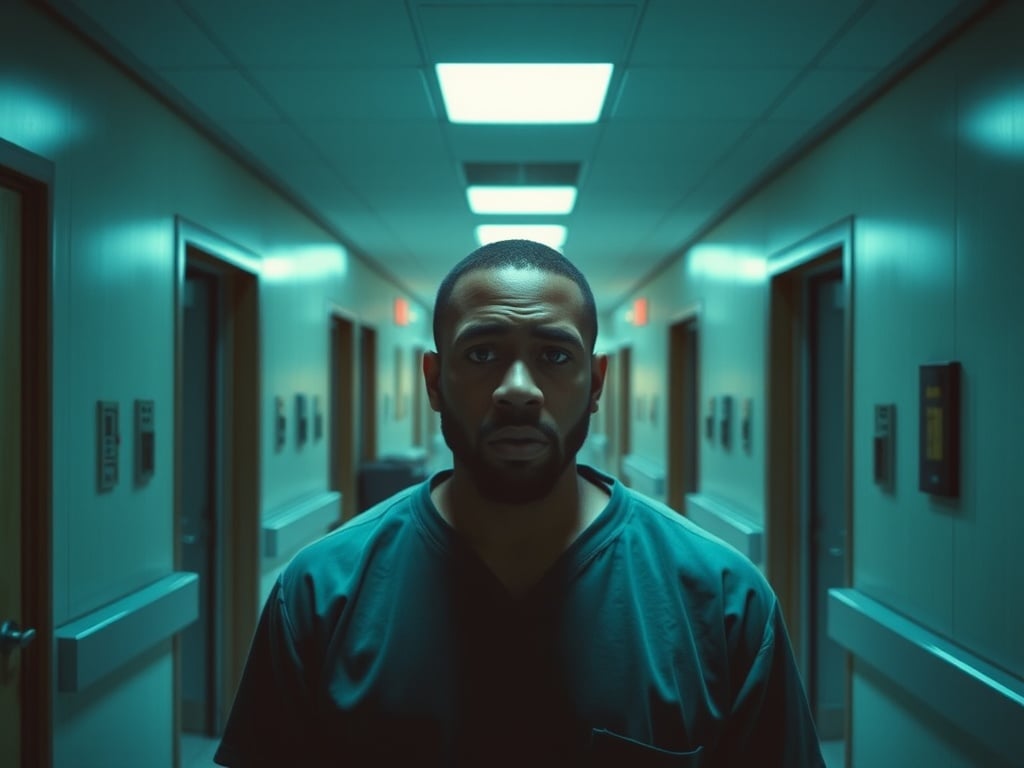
[0, 620, 37, 654]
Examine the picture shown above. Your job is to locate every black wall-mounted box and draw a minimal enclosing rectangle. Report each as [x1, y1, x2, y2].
[919, 362, 960, 498]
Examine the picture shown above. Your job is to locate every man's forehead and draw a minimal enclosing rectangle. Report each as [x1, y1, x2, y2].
[451, 265, 578, 300]
[440, 266, 587, 344]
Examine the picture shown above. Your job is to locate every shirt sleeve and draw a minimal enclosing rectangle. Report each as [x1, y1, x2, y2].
[719, 598, 826, 767]
[214, 577, 320, 767]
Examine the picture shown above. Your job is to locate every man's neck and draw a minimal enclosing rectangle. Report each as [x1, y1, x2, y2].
[431, 464, 608, 596]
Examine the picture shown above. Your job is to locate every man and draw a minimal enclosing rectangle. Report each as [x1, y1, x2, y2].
[215, 239, 824, 766]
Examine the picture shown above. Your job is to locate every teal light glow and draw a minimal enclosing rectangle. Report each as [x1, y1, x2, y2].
[690, 245, 766, 283]
[0, 80, 84, 155]
[262, 244, 349, 281]
[965, 86, 1024, 158]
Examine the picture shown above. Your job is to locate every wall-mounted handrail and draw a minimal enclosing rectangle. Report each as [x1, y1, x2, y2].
[684, 492, 763, 564]
[55, 571, 199, 693]
[828, 587, 1024, 764]
[262, 490, 341, 560]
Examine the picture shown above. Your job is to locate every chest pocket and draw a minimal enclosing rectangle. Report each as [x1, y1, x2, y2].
[588, 728, 703, 768]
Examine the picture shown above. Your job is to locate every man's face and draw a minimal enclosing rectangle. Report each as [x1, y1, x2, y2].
[424, 266, 605, 504]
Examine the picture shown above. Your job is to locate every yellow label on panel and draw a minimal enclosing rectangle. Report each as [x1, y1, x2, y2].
[926, 406, 943, 460]
[925, 385, 941, 400]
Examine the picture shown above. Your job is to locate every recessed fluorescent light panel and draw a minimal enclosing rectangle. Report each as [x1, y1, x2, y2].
[475, 224, 567, 250]
[437, 63, 613, 124]
[467, 185, 577, 215]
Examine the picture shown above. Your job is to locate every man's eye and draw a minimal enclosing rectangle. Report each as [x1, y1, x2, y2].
[542, 348, 572, 365]
[465, 346, 497, 363]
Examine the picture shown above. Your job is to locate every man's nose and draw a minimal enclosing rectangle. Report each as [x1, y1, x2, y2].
[493, 360, 544, 409]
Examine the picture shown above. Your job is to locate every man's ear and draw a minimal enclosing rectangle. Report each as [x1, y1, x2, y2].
[423, 351, 443, 412]
[590, 354, 608, 413]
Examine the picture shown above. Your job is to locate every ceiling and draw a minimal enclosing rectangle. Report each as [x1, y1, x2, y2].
[43, 0, 986, 313]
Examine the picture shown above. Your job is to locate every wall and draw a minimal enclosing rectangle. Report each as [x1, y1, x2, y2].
[0, 3, 430, 766]
[603, 3, 1022, 764]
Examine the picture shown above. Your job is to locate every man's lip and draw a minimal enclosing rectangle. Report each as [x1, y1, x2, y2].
[486, 427, 549, 443]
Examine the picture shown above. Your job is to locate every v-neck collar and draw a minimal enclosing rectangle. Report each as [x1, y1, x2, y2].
[412, 465, 628, 608]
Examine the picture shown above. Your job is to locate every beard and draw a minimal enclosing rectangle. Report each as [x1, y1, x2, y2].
[438, 398, 592, 505]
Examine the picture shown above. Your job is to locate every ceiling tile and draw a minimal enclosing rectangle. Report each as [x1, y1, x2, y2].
[61, 0, 230, 69]
[686, 119, 815, 204]
[821, 0, 971, 68]
[416, 3, 640, 62]
[630, 0, 862, 67]
[595, 120, 748, 167]
[159, 69, 281, 123]
[303, 119, 451, 171]
[579, 160, 702, 212]
[769, 68, 879, 122]
[179, 0, 422, 67]
[613, 67, 799, 121]
[446, 124, 602, 164]
[255, 68, 436, 121]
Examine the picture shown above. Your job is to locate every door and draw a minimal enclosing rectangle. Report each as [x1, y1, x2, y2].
[0, 178, 25, 768]
[360, 326, 378, 462]
[617, 346, 633, 481]
[766, 222, 853, 751]
[807, 269, 847, 739]
[330, 313, 357, 522]
[0, 161, 51, 767]
[668, 318, 700, 512]
[181, 267, 221, 734]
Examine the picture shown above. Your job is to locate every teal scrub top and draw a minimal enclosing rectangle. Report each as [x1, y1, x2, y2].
[215, 466, 824, 767]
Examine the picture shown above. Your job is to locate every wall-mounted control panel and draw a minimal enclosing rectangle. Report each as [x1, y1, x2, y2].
[135, 399, 155, 484]
[97, 401, 119, 492]
[295, 393, 308, 446]
[740, 398, 753, 453]
[720, 395, 733, 449]
[274, 396, 286, 451]
[874, 403, 895, 492]
[919, 362, 960, 498]
[313, 395, 324, 441]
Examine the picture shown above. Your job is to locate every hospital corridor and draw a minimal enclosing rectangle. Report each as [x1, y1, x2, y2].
[1, 1, 1022, 766]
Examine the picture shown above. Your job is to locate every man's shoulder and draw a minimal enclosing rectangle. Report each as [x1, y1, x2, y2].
[618, 484, 771, 593]
[283, 481, 424, 584]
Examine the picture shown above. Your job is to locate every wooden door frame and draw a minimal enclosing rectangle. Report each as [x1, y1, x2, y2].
[1, 140, 54, 768]
[765, 216, 854, 697]
[173, 218, 261, 748]
[667, 305, 702, 514]
[359, 325, 378, 462]
[617, 345, 632, 477]
[329, 308, 358, 523]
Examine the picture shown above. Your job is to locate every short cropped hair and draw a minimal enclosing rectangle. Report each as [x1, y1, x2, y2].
[432, 239, 598, 351]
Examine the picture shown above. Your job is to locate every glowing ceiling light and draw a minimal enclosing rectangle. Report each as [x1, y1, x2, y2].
[466, 185, 577, 214]
[436, 63, 613, 124]
[474, 224, 567, 250]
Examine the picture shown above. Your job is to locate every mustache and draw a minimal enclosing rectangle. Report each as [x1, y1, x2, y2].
[478, 417, 558, 442]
